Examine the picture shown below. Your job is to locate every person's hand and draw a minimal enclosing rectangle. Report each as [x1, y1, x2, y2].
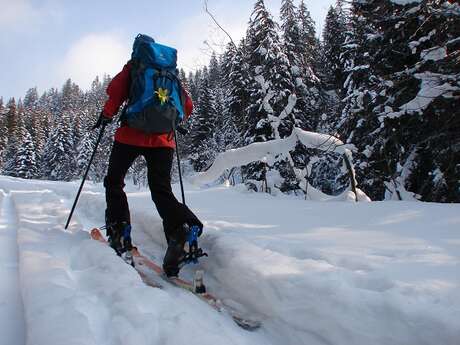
[93, 111, 113, 130]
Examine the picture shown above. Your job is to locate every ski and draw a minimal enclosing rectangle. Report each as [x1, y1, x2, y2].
[90, 227, 163, 288]
[90, 228, 261, 331]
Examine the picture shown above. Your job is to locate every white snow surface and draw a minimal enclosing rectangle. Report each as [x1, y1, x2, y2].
[421, 47, 448, 62]
[0, 175, 459, 345]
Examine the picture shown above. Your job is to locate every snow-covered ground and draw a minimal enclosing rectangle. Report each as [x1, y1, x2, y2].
[0, 175, 459, 345]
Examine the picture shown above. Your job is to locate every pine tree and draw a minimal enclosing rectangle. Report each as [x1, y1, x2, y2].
[295, 0, 323, 131]
[189, 67, 218, 171]
[80, 75, 112, 182]
[280, 0, 305, 125]
[242, 0, 300, 192]
[297, 0, 319, 75]
[221, 40, 250, 146]
[339, 0, 460, 201]
[41, 113, 77, 181]
[130, 156, 148, 187]
[21, 88, 47, 163]
[3, 108, 38, 178]
[0, 99, 7, 167]
[23, 87, 39, 109]
[2, 98, 20, 170]
[322, 4, 347, 90]
[38, 89, 58, 139]
[91, 120, 116, 183]
[208, 53, 221, 90]
[372, 0, 460, 202]
[218, 45, 242, 151]
[5, 98, 18, 139]
[245, 0, 296, 142]
[61, 79, 82, 112]
[280, 0, 301, 68]
[337, 1, 384, 199]
[188, 70, 202, 104]
[316, 1, 349, 136]
[76, 131, 96, 178]
[8, 121, 37, 179]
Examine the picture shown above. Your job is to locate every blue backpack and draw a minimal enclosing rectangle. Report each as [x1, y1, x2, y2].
[122, 34, 185, 134]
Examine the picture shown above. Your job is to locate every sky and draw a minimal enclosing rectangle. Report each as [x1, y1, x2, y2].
[0, 0, 335, 101]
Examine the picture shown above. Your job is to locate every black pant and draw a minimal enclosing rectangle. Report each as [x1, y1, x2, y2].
[104, 141, 202, 241]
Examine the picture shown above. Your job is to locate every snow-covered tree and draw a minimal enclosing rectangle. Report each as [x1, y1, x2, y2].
[339, 0, 460, 202]
[23, 87, 39, 109]
[221, 40, 250, 145]
[130, 156, 148, 187]
[189, 67, 218, 171]
[41, 113, 77, 181]
[3, 113, 38, 179]
[295, 0, 324, 131]
[322, 2, 348, 90]
[76, 131, 97, 178]
[242, 0, 300, 192]
[5, 98, 18, 140]
[245, 0, 295, 142]
[0, 99, 7, 167]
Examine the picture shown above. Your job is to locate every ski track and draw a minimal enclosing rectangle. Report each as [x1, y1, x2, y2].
[3, 179, 270, 345]
[73, 189, 263, 327]
[0, 190, 26, 345]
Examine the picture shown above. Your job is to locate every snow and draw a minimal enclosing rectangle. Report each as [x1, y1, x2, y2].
[0, 175, 459, 345]
[385, 180, 421, 201]
[421, 47, 447, 62]
[384, 149, 421, 201]
[390, 0, 422, 5]
[291, 66, 300, 76]
[0, 191, 26, 345]
[278, 94, 297, 120]
[409, 30, 436, 53]
[191, 128, 355, 187]
[380, 72, 460, 120]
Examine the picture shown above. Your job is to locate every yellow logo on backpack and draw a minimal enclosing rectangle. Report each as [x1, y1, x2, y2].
[155, 88, 170, 105]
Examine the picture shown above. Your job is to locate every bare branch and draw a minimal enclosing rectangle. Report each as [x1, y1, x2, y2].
[203, 0, 238, 51]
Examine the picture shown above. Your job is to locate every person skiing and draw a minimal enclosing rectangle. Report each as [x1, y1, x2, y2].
[94, 34, 203, 278]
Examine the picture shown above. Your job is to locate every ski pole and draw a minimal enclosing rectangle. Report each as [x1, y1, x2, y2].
[65, 124, 106, 229]
[173, 126, 207, 264]
[173, 126, 186, 205]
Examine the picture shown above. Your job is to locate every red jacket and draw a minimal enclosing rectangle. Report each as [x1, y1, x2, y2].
[103, 62, 193, 148]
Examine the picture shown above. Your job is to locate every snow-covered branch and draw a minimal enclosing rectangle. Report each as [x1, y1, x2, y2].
[190, 128, 356, 186]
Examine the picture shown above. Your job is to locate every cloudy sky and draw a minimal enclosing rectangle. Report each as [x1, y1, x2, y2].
[0, 0, 335, 100]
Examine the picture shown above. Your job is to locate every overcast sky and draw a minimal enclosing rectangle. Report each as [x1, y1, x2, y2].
[0, 0, 335, 100]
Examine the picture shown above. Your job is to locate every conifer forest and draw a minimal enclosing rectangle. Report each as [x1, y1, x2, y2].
[0, 0, 459, 202]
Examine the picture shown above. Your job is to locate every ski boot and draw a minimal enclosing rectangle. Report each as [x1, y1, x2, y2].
[163, 225, 187, 278]
[106, 221, 134, 266]
[163, 224, 208, 278]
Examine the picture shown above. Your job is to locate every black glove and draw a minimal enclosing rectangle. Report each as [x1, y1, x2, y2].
[93, 111, 113, 130]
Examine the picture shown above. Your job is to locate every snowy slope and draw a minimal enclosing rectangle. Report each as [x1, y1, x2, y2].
[0, 175, 459, 345]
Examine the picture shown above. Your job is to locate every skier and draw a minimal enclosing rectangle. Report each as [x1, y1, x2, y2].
[94, 43, 203, 278]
